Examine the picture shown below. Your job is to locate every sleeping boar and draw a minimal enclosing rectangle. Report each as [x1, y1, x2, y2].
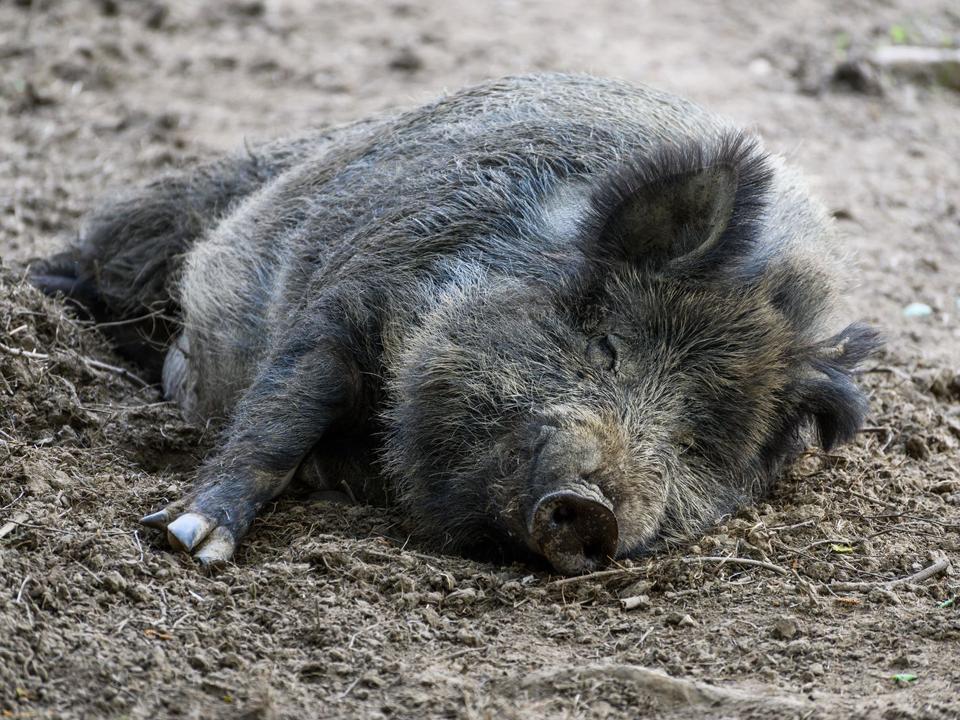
[31, 74, 880, 575]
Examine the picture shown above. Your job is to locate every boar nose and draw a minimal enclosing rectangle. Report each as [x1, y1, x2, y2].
[529, 486, 619, 575]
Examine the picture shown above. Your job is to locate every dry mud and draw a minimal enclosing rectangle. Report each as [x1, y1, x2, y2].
[1, 1, 959, 718]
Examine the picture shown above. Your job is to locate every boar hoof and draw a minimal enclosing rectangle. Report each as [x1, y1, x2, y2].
[140, 509, 238, 564]
[166, 512, 216, 552]
[139, 509, 173, 529]
[192, 526, 238, 565]
[530, 489, 619, 575]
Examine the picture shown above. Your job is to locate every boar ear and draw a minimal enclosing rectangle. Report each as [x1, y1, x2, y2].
[795, 324, 883, 450]
[583, 132, 773, 272]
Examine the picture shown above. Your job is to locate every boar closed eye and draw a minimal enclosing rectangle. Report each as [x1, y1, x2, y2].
[586, 334, 621, 373]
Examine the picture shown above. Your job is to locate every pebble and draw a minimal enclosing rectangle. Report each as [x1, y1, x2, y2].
[785, 638, 811, 657]
[665, 612, 697, 628]
[902, 302, 933, 318]
[102, 571, 126, 593]
[772, 617, 799, 640]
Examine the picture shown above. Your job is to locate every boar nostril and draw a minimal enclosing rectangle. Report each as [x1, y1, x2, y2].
[582, 541, 603, 567]
[529, 488, 619, 576]
[551, 503, 576, 526]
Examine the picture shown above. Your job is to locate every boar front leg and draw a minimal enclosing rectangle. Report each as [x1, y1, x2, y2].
[141, 326, 362, 564]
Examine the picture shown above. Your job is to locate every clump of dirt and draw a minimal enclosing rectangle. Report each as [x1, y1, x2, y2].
[1, 1, 959, 718]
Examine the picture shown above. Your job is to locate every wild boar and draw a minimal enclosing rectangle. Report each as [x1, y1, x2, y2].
[32, 74, 880, 574]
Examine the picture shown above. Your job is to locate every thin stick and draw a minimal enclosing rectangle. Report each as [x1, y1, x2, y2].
[549, 555, 791, 587]
[0, 342, 151, 388]
[0, 487, 25, 512]
[549, 565, 645, 587]
[83, 358, 152, 388]
[862, 365, 911, 381]
[829, 559, 951, 592]
[16, 576, 30, 603]
[679, 556, 791, 576]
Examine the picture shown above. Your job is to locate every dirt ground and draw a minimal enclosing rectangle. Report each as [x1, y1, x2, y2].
[1, 0, 959, 718]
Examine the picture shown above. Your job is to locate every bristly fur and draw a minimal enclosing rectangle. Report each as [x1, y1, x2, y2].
[31, 73, 881, 572]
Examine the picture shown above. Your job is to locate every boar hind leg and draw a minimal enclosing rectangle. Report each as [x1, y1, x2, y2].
[142, 319, 362, 564]
[30, 142, 306, 378]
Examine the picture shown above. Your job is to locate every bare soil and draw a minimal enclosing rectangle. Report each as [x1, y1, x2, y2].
[1, 1, 959, 718]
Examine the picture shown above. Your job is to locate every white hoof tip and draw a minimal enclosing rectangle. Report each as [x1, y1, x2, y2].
[194, 526, 236, 566]
[167, 513, 214, 553]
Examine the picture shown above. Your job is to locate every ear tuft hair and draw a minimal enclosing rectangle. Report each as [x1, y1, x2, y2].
[800, 323, 884, 450]
[581, 131, 774, 273]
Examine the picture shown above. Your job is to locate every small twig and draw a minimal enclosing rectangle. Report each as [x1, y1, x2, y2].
[0, 341, 151, 388]
[133, 531, 144, 564]
[0, 487, 25, 512]
[550, 554, 791, 587]
[863, 365, 911, 381]
[16, 576, 30, 603]
[0, 343, 48, 361]
[828, 559, 951, 593]
[2, 519, 74, 535]
[83, 358, 152, 388]
[549, 566, 645, 587]
[841, 489, 890, 507]
[337, 676, 362, 701]
[843, 511, 957, 530]
[797, 538, 856, 553]
[347, 621, 381, 649]
[679, 556, 791, 577]
[767, 518, 816, 532]
[92, 310, 176, 329]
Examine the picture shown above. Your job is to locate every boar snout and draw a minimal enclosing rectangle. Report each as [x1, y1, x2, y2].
[528, 426, 619, 574]
[528, 486, 619, 575]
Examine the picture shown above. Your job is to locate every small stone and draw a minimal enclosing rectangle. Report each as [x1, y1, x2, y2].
[420, 606, 441, 628]
[144, 3, 168, 29]
[445, 588, 478, 605]
[832, 59, 884, 95]
[904, 435, 930, 461]
[102, 571, 126, 593]
[362, 671, 385, 688]
[665, 612, 696, 627]
[748, 57, 773, 77]
[620, 580, 654, 597]
[810, 662, 825, 676]
[804, 561, 835, 582]
[455, 629, 480, 646]
[389, 47, 423, 72]
[902, 302, 933, 318]
[867, 587, 903, 606]
[785, 638, 811, 657]
[772, 617, 799, 640]
[188, 651, 212, 671]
